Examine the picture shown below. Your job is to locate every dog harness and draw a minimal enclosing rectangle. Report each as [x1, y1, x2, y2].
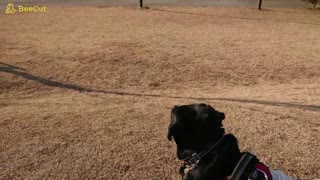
[182, 140, 273, 180]
[226, 152, 273, 180]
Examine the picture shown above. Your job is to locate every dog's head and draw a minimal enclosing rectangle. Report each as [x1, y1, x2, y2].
[168, 103, 225, 160]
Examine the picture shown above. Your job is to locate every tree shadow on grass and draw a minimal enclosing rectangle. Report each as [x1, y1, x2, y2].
[1, 62, 319, 112]
[0, 62, 90, 92]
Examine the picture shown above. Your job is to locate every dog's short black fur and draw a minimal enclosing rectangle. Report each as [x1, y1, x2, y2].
[168, 104, 242, 180]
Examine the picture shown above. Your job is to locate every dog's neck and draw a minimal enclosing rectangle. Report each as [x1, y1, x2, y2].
[180, 134, 242, 180]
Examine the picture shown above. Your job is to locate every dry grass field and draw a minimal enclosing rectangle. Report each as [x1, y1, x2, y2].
[0, 6, 320, 179]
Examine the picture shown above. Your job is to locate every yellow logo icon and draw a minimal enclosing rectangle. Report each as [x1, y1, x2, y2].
[6, 3, 16, 14]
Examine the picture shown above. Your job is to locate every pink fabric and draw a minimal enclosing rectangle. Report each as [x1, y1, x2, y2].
[255, 162, 273, 180]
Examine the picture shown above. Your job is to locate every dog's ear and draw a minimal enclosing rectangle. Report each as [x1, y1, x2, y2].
[167, 132, 172, 141]
[168, 106, 178, 141]
[167, 119, 175, 141]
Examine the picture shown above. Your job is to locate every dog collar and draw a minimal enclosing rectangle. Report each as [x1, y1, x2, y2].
[182, 135, 225, 166]
[180, 135, 226, 175]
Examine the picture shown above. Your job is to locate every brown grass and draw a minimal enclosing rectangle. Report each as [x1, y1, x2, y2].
[0, 6, 320, 179]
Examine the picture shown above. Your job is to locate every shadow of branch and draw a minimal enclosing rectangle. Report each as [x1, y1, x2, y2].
[1, 62, 319, 112]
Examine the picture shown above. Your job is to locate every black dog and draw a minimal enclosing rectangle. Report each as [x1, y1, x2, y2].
[168, 104, 292, 180]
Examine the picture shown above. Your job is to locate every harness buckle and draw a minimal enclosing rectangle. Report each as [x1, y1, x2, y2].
[184, 154, 201, 173]
[189, 153, 201, 164]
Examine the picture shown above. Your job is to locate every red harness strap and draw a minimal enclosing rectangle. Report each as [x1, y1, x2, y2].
[254, 162, 273, 180]
[221, 162, 273, 180]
